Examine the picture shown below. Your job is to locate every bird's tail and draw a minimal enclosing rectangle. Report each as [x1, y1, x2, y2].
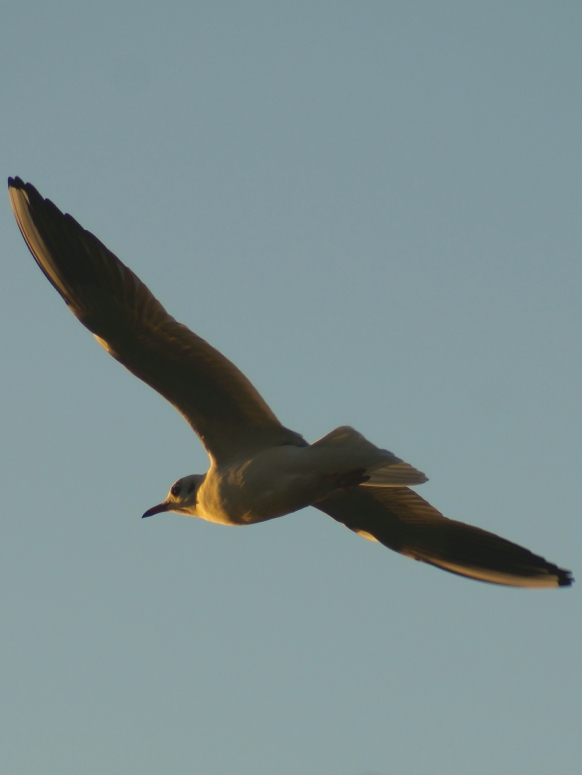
[311, 426, 428, 486]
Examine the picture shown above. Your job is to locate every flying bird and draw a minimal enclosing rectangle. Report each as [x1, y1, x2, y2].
[8, 177, 573, 588]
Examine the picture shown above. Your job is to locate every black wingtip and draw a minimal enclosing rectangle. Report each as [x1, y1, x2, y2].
[557, 569, 574, 587]
[8, 178, 48, 215]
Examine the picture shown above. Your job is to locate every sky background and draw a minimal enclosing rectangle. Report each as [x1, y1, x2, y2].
[1, 3, 581, 773]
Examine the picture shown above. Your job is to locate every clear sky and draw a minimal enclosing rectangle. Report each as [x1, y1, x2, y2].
[1, 3, 581, 773]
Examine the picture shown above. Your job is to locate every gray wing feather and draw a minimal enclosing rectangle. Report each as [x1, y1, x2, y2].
[8, 178, 305, 462]
[315, 485, 573, 587]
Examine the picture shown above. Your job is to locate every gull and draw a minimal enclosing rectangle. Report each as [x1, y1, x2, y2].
[8, 177, 573, 588]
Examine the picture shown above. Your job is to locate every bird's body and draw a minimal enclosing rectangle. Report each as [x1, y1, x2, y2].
[197, 446, 346, 526]
[182, 429, 423, 525]
[8, 177, 573, 588]
[199, 445, 356, 526]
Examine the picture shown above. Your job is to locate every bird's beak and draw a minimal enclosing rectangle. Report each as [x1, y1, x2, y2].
[142, 502, 170, 518]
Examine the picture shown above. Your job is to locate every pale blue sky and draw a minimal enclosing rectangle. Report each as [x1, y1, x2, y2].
[1, 3, 581, 773]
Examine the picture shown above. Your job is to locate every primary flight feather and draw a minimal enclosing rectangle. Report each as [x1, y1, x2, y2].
[8, 177, 573, 588]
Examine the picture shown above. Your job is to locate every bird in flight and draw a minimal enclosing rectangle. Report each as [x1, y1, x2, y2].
[8, 177, 573, 588]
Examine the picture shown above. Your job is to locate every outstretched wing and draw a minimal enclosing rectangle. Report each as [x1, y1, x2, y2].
[8, 178, 306, 463]
[315, 485, 573, 587]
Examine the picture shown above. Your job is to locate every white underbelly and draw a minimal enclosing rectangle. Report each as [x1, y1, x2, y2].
[197, 461, 327, 525]
[195, 442, 390, 526]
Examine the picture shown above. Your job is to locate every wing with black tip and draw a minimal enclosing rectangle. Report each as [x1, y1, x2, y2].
[8, 177, 306, 463]
[316, 485, 573, 587]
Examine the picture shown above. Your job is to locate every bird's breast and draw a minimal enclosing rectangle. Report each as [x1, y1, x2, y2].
[196, 446, 339, 525]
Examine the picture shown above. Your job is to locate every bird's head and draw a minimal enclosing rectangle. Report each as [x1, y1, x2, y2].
[142, 474, 205, 518]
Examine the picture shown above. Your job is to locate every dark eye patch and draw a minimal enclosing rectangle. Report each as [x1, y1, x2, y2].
[171, 484, 181, 497]
[188, 483, 196, 494]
